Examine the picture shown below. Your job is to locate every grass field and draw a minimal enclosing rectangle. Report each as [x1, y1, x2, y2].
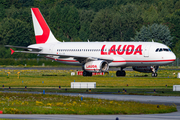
[0, 68, 179, 96]
[0, 92, 177, 114]
[0, 69, 180, 88]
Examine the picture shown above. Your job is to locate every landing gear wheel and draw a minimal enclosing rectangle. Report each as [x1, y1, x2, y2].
[83, 71, 87, 76]
[152, 73, 157, 77]
[116, 70, 126, 77]
[122, 70, 126, 76]
[116, 70, 121, 76]
[83, 71, 92, 76]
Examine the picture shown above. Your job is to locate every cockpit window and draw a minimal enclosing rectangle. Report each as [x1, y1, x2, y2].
[163, 48, 169, 51]
[155, 48, 171, 52]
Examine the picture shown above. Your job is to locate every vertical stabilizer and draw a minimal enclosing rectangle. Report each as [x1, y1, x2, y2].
[31, 8, 59, 44]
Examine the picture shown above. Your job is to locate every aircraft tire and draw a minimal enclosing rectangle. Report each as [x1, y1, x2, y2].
[122, 70, 126, 76]
[89, 72, 92, 76]
[152, 73, 158, 77]
[116, 70, 126, 77]
[83, 71, 92, 76]
[83, 71, 88, 76]
[116, 70, 121, 77]
[154, 73, 157, 77]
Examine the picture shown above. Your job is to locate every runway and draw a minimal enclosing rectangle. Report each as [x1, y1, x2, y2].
[0, 109, 179, 120]
[0, 91, 180, 120]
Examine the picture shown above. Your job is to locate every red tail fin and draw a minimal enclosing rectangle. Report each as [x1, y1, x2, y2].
[31, 8, 59, 44]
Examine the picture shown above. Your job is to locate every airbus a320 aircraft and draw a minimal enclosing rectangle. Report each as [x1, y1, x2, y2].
[6, 8, 176, 77]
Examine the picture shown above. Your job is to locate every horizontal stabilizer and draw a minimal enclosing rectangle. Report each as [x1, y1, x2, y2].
[10, 48, 15, 55]
[5, 45, 42, 51]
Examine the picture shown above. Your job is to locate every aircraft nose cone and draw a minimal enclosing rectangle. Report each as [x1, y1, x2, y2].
[164, 52, 176, 64]
[172, 52, 176, 61]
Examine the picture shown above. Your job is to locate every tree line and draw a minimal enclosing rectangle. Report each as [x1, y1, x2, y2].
[0, 0, 180, 58]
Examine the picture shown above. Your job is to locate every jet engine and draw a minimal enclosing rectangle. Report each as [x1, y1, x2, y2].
[132, 66, 159, 73]
[84, 60, 109, 72]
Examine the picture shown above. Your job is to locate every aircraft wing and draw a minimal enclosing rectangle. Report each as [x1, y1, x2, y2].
[10, 49, 113, 63]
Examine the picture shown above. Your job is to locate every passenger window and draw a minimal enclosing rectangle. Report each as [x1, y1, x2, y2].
[155, 48, 159, 52]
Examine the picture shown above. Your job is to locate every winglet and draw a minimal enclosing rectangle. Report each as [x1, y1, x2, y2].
[10, 48, 15, 55]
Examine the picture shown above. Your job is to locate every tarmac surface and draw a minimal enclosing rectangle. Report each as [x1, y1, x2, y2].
[0, 91, 180, 120]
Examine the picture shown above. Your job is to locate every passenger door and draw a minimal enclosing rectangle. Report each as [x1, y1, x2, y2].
[144, 45, 151, 57]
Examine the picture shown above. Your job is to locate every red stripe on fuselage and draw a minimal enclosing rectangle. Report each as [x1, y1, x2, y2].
[113, 59, 175, 63]
[85, 69, 100, 71]
[46, 56, 175, 64]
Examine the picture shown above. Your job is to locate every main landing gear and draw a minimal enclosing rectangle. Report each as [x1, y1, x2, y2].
[116, 68, 126, 77]
[151, 66, 158, 77]
[83, 71, 92, 76]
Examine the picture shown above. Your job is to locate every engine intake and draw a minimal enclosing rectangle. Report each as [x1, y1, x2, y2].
[84, 60, 109, 72]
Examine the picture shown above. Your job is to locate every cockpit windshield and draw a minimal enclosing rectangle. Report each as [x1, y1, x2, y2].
[155, 48, 171, 52]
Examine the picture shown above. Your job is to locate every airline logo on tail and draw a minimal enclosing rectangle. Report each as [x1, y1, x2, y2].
[31, 8, 59, 44]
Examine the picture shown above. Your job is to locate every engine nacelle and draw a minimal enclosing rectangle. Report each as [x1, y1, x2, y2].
[132, 66, 159, 73]
[84, 60, 109, 72]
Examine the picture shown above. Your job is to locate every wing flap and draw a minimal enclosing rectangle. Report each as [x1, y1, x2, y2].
[13, 50, 113, 62]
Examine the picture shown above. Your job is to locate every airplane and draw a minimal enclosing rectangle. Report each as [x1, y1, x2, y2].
[6, 8, 176, 77]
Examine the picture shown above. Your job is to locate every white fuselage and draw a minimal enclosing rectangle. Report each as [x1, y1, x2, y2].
[29, 41, 176, 68]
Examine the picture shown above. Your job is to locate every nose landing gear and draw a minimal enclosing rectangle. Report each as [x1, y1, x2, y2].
[151, 66, 158, 77]
[152, 72, 158, 77]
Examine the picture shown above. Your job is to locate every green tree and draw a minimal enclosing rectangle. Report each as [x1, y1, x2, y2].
[0, 4, 6, 22]
[131, 23, 173, 47]
[173, 40, 180, 59]
[79, 9, 95, 41]
[112, 4, 143, 41]
[164, 9, 180, 48]
[0, 18, 32, 46]
[90, 9, 114, 41]
[50, 5, 80, 41]
[142, 5, 159, 24]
